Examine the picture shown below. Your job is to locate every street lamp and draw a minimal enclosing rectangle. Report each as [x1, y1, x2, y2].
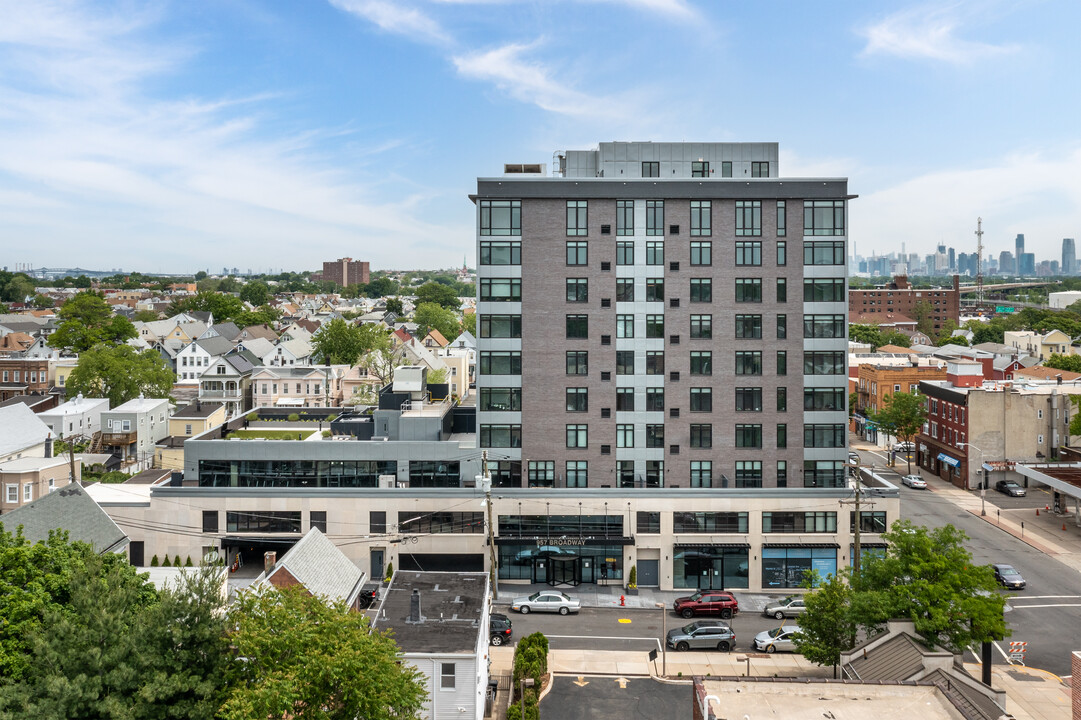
[655, 602, 667, 676]
[519, 677, 535, 719]
[958, 442, 987, 516]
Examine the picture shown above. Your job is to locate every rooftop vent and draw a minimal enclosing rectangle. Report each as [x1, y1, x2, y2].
[503, 163, 546, 176]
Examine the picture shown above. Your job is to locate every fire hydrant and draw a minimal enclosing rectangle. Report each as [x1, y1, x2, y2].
[620, 595, 625, 606]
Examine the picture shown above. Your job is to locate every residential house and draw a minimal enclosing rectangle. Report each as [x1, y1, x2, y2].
[0, 483, 128, 558]
[100, 396, 171, 470]
[37, 394, 110, 439]
[250, 527, 368, 609]
[53, 358, 78, 395]
[421, 328, 449, 349]
[340, 364, 382, 405]
[278, 324, 313, 344]
[1, 455, 78, 513]
[175, 335, 234, 383]
[198, 353, 254, 418]
[251, 366, 347, 408]
[1003, 329, 1075, 362]
[0, 332, 34, 356]
[199, 321, 242, 343]
[372, 572, 490, 720]
[233, 338, 275, 363]
[155, 400, 227, 470]
[236, 324, 278, 342]
[262, 338, 312, 367]
[0, 394, 59, 413]
[854, 363, 948, 444]
[0, 357, 50, 401]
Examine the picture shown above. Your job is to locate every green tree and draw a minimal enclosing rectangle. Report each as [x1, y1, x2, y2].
[414, 281, 460, 310]
[848, 324, 882, 349]
[133, 309, 161, 322]
[232, 304, 282, 329]
[361, 345, 406, 386]
[220, 585, 426, 720]
[312, 318, 366, 365]
[385, 296, 404, 315]
[1045, 353, 1081, 373]
[169, 291, 246, 324]
[427, 367, 449, 384]
[937, 333, 969, 347]
[869, 390, 927, 473]
[238, 281, 271, 307]
[365, 276, 398, 298]
[49, 291, 137, 353]
[853, 521, 1007, 652]
[1, 275, 35, 303]
[879, 330, 911, 348]
[66, 345, 174, 407]
[31, 294, 53, 309]
[910, 300, 934, 337]
[413, 302, 460, 343]
[794, 570, 857, 677]
[194, 270, 208, 281]
[461, 311, 476, 337]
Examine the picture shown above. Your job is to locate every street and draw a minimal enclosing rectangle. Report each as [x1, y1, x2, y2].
[855, 445, 1081, 677]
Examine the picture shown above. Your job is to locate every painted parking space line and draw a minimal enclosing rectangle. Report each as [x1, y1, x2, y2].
[1010, 595, 1081, 600]
[1005, 603, 1081, 609]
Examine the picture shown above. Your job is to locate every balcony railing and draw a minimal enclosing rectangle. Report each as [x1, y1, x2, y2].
[199, 389, 242, 400]
[100, 430, 138, 445]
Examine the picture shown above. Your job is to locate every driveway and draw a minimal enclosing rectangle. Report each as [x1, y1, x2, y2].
[541, 675, 690, 720]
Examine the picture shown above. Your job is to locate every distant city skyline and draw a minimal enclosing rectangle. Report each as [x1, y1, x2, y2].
[1, 2, 1079, 272]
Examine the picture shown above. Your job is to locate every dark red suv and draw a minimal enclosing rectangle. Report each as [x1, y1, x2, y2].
[673, 590, 739, 619]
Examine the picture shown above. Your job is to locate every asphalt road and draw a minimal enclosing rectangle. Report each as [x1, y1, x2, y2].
[541, 675, 689, 720]
[855, 446, 1081, 678]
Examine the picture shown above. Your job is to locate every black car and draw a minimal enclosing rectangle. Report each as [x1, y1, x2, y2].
[995, 480, 1027, 497]
[992, 564, 1026, 590]
[490, 613, 513, 646]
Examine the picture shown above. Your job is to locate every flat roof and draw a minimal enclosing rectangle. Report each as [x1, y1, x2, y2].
[0, 456, 69, 473]
[373, 571, 487, 654]
[172, 401, 223, 418]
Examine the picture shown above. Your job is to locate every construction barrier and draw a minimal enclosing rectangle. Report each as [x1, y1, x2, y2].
[1008, 641, 1027, 665]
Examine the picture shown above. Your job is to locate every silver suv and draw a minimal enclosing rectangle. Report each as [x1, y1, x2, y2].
[665, 620, 736, 652]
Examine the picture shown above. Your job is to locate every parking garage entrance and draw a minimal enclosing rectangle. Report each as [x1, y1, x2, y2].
[221, 536, 301, 576]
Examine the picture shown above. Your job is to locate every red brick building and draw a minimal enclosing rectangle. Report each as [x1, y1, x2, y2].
[311, 258, 370, 288]
[849, 275, 961, 334]
[0, 358, 50, 401]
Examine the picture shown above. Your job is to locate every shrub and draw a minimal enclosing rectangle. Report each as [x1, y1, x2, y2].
[184, 555, 193, 567]
[322, 430, 331, 438]
[384, 561, 394, 582]
[162, 555, 171, 567]
[287, 413, 300, 422]
[173, 555, 182, 567]
[150, 555, 159, 567]
[628, 565, 637, 589]
[246, 412, 259, 422]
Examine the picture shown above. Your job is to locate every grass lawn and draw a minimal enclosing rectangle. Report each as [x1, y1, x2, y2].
[227, 429, 315, 440]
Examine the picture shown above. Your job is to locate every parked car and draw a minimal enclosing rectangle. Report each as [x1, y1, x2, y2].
[848, 451, 860, 464]
[672, 590, 739, 619]
[753, 625, 802, 653]
[762, 595, 806, 620]
[666, 620, 736, 652]
[490, 613, 513, 646]
[995, 480, 1027, 497]
[902, 474, 927, 489]
[511, 591, 581, 615]
[893, 441, 915, 454]
[992, 563, 1026, 590]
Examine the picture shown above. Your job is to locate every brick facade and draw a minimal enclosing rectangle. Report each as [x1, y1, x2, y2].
[312, 258, 370, 288]
[849, 275, 960, 333]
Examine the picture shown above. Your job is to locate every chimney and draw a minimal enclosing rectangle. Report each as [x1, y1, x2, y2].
[1058, 374, 1063, 385]
[409, 588, 422, 623]
[264, 551, 276, 574]
[45, 435, 53, 458]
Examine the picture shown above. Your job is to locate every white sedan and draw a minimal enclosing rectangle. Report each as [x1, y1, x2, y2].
[902, 474, 927, 489]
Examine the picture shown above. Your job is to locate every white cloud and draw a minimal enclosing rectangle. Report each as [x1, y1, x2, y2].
[328, 0, 450, 46]
[859, 5, 1018, 64]
[587, 0, 698, 22]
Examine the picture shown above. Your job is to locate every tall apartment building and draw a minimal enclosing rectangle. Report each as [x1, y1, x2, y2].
[474, 142, 850, 490]
[311, 257, 370, 288]
[847, 275, 960, 334]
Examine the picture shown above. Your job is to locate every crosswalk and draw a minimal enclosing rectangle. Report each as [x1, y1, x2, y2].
[1006, 595, 1081, 610]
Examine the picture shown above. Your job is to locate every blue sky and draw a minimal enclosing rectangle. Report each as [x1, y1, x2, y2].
[0, 0, 1078, 274]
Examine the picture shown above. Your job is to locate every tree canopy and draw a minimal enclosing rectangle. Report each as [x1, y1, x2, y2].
[220, 585, 426, 720]
[848, 324, 911, 351]
[793, 570, 857, 676]
[0, 273, 35, 303]
[169, 291, 246, 324]
[49, 291, 137, 354]
[66, 344, 174, 407]
[413, 281, 460, 310]
[870, 390, 926, 472]
[413, 302, 460, 343]
[238, 281, 271, 307]
[311, 318, 390, 365]
[1044, 353, 1081, 373]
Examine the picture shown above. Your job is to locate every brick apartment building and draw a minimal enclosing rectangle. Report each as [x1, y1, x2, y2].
[0, 357, 51, 402]
[849, 275, 961, 335]
[311, 258, 370, 288]
[854, 363, 947, 442]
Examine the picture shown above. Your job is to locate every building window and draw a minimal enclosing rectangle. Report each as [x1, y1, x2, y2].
[5, 485, 16, 503]
[566, 278, 588, 303]
[735, 351, 762, 375]
[480, 240, 521, 265]
[226, 511, 303, 533]
[690, 200, 711, 236]
[804, 241, 846, 265]
[567, 200, 588, 236]
[185, 423, 193, 436]
[777, 240, 786, 266]
[645, 387, 664, 411]
[480, 424, 523, 448]
[735, 201, 762, 236]
[646, 240, 664, 265]
[721, 161, 733, 177]
[776, 278, 787, 302]
[689, 461, 713, 487]
[735, 424, 762, 448]
[527, 461, 555, 487]
[479, 314, 522, 338]
[202, 511, 218, 533]
[616, 424, 634, 448]
[616, 387, 635, 411]
[804, 388, 845, 411]
[804, 351, 845, 375]
[646, 314, 664, 338]
[646, 200, 664, 236]
[690, 241, 712, 266]
[645, 278, 664, 302]
[566, 240, 588, 265]
[763, 512, 837, 533]
[617, 200, 634, 235]
[803, 314, 846, 339]
[689, 315, 712, 339]
[751, 161, 769, 177]
[735, 314, 762, 339]
[689, 278, 711, 303]
[776, 201, 786, 236]
[804, 200, 845, 236]
[776, 423, 787, 449]
[616, 278, 635, 302]
[690, 387, 712, 412]
[777, 387, 788, 412]
[690, 424, 712, 449]
[480, 278, 522, 302]
[480, 200, 521, 236]
[616, 350, 635, 375]
[566, 314, 588, 338]
[310, 511, 327, 533]
[616, 314, 634, 338]
[804, 424, 846, 448]
[565, 351, 588, 375]
[616, 241, 634, 265]
[566, 424, 588, 448]
[735, 241, 762, 266]
[804, 278, 846, 302]
[646, 351, 665, 375]
[690, 351, 711, 375]
[804, 460, 844, 488]
[691, 161, 709, 177]
[637, 511, 661, 533]
[642, 161, 659, 177]
[777, 350, 787, 376]
[646, 424, 664, 448]
[566, 461, 588, 488]
[481, 351, 522, 375]
[776, 314, 787, 339]
[851, 511, 888, 533]
[735, 387, 762, 412]
[646, 461, 663, 488]
[480, 388, 523, 412]
[440, 663, 456, 690]
[735, 461, 763, 488]
[735, 278, 762, 303]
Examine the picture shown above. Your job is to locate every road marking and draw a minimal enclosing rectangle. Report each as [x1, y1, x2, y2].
[992, 641, 1012, 663]
[573, 676, 589, 687]
[544, 634, 663, 652]
[615, 677, 629, 689]
[618, 618, 632, 624]
[1011, 595, 1081, 600]
[1006, 603, 1081, 609]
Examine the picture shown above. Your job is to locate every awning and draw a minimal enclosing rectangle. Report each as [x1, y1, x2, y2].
[852, 542, 889, 549]
[275, 397, 305, 406]
[762, 542, 840, 549]
[937, 453, 960, 468]
[220, 535, 303, 547]
[673, 543, 751, 549]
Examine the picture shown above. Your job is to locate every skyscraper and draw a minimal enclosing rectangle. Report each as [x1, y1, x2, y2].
[1063, 238, 1076, 276]
[1015, 234, 1025, 263]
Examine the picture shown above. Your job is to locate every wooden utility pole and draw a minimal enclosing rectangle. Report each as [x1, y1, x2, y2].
[840, 461, 874, 575]
[481, 450, 499, 600]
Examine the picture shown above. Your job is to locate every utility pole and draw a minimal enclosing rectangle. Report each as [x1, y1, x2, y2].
[479, 450, 499, 600]
[840, 461, 874, 576]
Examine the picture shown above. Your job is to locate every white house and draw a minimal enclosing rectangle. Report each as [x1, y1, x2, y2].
[250, 365, 347, 408]
[0, 403, 53, 462]
[175, 336, 234, 383]
[37, 394, 110, 439]
[262, 338, 313, 367]
[199, 354, 255, 418]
